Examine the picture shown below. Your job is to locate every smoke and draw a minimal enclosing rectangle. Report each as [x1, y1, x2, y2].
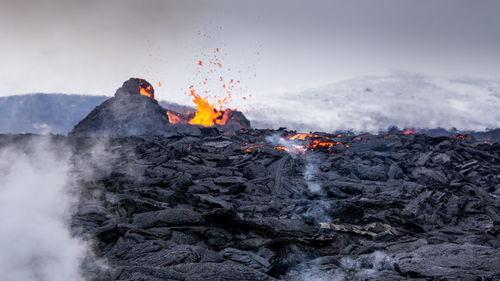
[0, 138, 87, 281]
[245, 73, 500, 133]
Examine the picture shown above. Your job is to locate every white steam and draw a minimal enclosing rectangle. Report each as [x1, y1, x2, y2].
[243, 73, 500, 133]
[303, 155, 322, 194]
[0, 139, 87, 281]
[287, 251, 396, 281]
[266, 134, 324, 194]
[339, 251, 395, 279]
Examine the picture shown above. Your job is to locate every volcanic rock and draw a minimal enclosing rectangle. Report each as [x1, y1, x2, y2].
[71, 78, 171, 136]
[216, 109, 252, 131]
[3, 126, 499, 280]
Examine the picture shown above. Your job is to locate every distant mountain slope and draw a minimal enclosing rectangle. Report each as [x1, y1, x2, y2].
[0, 93, 194, 134]
[0, 94, 108, 134]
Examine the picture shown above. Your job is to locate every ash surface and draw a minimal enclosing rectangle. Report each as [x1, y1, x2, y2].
[1, 129, 498, 280]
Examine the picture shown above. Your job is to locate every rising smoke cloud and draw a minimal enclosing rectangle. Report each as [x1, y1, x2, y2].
[0, 138, 87, 281]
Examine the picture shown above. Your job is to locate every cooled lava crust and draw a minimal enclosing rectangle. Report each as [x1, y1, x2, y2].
[2, 130, 499, 280]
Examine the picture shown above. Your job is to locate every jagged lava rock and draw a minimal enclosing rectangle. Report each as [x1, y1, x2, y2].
[1, 129, 499, 280]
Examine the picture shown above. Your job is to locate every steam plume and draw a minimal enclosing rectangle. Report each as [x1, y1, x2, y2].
[0, 138, 87, 281]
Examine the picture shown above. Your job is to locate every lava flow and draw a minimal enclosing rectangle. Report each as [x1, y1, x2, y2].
[403, 128, 416, 135]
[276, 133, 348, 155]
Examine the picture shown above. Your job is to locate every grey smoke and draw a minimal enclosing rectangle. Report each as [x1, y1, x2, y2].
[0, 139, 87, 281]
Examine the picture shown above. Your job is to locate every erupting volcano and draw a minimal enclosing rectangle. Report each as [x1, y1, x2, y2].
[165, 88, 248, 130]
[70, 78, 250, 136]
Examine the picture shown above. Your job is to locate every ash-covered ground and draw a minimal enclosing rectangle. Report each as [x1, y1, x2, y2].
[1, 128, 498, 280]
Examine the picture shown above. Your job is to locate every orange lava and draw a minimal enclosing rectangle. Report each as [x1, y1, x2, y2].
[403, 129, 416, 135]
[166, 111, 181, 123]
[139, 85, 154, 98]
[275, 144, 308, 155]
[274, 133, 347, 155]
[244, 143, 267, 152]
[289, 133, 319, 141]
[187, 89, 223, 127]
[165, 47, 250, 127]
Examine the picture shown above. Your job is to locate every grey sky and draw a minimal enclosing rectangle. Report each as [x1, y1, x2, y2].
[1, 0, 499, 105]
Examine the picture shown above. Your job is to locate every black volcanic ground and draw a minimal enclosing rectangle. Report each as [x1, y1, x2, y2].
[1, 129, 499, 280]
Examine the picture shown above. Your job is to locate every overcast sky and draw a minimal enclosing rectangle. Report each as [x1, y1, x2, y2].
[1, 0, 499, 105]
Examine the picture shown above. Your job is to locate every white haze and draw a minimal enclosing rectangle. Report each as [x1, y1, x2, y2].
[0, 139, 87, 281]
[241, 73, 500, 133]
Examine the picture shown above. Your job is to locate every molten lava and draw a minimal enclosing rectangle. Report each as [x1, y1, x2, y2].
[139, 85, 154, 99]
[164, 48, 251, 127]
[166, 48, 240, 127]
[403, 129, 416, 135]
[187, 89, 223, 127]
[166, 88, 233, 127]
[166, 111, 182, 124]
[242, 132, 348, 156]
[275, 133, 347, 155]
